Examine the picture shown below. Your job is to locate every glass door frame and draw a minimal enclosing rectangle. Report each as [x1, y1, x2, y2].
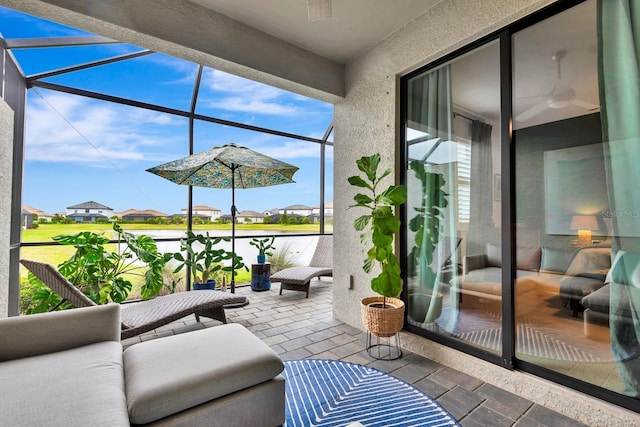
[399, 28, 512, 369]
[399, 0, 639, 412]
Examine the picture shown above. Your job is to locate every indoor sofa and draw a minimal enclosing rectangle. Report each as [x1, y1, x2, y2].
[580, 250, 640, 338]
[0, 304, 286, 426]
[450, 243, 611, 318]
[450, 244, 561, 316]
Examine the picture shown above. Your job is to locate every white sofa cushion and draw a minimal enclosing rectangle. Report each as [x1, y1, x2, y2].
[0, 341, 128, 427]
[124, 323, 284, 424]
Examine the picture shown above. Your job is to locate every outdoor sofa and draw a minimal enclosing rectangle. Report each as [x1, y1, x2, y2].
[0, 304, 285, 426]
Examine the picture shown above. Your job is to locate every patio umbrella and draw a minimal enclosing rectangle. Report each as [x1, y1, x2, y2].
[146, 143, 299, 292]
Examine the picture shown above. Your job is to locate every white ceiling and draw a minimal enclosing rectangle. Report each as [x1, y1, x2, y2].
[186, 0, 600, 128]
[451, 0, 599, 128]
[190, 0, 440, 63]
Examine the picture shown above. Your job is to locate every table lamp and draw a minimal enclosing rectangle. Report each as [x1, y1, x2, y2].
[570, 215, 598, 246]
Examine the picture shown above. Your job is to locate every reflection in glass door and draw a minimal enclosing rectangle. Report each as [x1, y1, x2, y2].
[404, 40, 502, 354]
[513, 0, 640, 399]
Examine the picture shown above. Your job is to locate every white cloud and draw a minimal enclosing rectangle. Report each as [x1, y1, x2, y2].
[25, 91, 183, 164]
[142, 54, 201, 85]
[200, 69, 299, 115]
[252, 140, 321, 160]
[207, 96, 297, 115]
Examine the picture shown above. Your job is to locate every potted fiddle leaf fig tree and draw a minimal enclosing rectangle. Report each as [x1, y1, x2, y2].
[348, 153, 407, 338]
[407, 160, 448, 324]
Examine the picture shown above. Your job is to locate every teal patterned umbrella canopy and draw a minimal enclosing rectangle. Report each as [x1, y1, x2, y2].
[146, 143, 298, 294]
[146, 143, 299, 189]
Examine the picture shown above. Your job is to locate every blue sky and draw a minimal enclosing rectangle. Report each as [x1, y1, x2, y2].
[0, 6, 334, 216]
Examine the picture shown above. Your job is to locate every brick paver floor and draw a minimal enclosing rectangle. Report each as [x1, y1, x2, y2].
[122, 279, 588, 427]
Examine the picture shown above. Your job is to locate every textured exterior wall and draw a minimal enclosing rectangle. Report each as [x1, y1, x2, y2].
[333, 0, 556, 329]
[333, 0, 639, 424]
[0, 99, 14, 318]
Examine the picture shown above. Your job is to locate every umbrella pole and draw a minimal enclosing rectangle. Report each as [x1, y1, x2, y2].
[231, 169, 236, 293]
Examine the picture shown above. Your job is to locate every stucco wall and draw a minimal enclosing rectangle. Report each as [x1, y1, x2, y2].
[0, 99, 14, 318]
[332, 0, 639, 424]
[333, 0, 556, 329]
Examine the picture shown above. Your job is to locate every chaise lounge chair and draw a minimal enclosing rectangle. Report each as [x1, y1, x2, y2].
[270, 235, 332, 298]
[20, 259, 248, 339]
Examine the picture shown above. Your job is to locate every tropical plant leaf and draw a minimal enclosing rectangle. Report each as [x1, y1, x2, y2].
[353, 193, 373, 205]
[354, 215, 371, 231]
[377, 185, 407, 206]
[363, 257, 375, 273]
[347, 175, 371, 189]
[356, 154, 380, 182]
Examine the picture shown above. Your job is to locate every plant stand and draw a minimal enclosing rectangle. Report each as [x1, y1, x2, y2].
[360, 296, 405, 360]
[365, 331, 402, 360]
[250, 263, 271, 291]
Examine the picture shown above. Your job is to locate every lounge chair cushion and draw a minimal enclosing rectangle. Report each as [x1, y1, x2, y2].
[269, 266, 333, 285]
[20, 259, 247, 340]
[270, 236, 333, 297]
[124, 323, 284, 424]
[119, 290, 246, 339]
[0, 341, 128, 426]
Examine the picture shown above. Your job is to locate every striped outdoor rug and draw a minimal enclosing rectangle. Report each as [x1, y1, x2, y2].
[456, 324, 605, 362]
[283, 359, 459, 427]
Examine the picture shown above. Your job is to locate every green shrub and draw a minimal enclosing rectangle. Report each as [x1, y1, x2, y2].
[268, 241, 298, 274]
[24, 222, 166, 312]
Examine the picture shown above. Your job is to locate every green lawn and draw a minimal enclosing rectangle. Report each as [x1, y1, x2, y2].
[22, 222, 328, 243]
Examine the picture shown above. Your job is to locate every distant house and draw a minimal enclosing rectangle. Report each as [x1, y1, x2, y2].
[23, 205, 53, 222]
[21, 209, 34, 229]
[113, 209, 168, 222]
[312, 201, 333, 217]
[181, 205, 222, 222]
[66, 201, 114, 223]
[236, 210, 265, 224]
[278, 204, 315, 216]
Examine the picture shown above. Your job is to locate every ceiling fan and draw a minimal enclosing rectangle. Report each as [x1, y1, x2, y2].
[307, 0, 332, 22]
[515, 50, 599, 122]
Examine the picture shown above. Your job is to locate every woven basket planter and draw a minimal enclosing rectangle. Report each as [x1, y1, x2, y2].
[361, 296, 405, 338]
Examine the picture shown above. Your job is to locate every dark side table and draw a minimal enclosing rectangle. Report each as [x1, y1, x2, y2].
[250, 263, 271, 291]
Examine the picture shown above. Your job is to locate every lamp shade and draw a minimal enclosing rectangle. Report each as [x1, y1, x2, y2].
[570, 215, 598, 246]
[570, 215, 599, 231]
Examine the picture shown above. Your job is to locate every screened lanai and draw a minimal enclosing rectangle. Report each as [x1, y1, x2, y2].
[0, 6, 334, 315]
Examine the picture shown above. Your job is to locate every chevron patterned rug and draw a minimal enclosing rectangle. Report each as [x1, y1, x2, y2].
[283, 359, 459, 427]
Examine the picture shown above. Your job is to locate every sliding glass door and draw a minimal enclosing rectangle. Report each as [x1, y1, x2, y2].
[403, 0, 640, 409]
[513, 0, 640, 399]
[404, 40, 502, 355]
